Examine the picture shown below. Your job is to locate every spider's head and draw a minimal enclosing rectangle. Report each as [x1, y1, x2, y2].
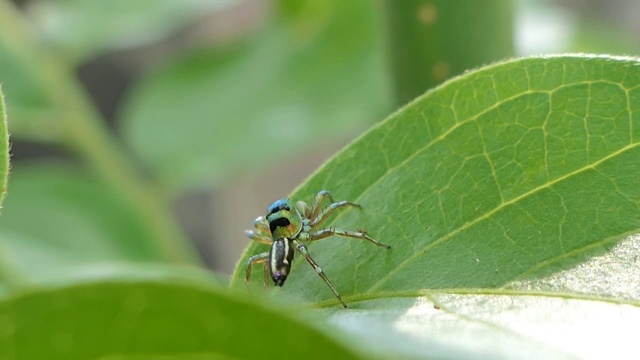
[266, 198, 303, 240]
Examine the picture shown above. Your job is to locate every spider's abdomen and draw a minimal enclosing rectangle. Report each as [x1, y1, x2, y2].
[269, 238, 295, 286]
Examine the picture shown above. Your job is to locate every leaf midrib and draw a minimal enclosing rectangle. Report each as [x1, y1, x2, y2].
[366, 140, 639, 292]
[315, 287, 640, 308]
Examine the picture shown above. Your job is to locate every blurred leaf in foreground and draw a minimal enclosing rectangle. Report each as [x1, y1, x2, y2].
[0, 276, 362, 359]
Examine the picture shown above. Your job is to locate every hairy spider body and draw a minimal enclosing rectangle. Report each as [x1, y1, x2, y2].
[245, 190, 390, 307]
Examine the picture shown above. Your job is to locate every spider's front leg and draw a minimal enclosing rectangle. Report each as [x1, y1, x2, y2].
[305, 191, 361, 229]
[309, 200, 362, 229]
[245, 216, 274, 289]
[245, 216, 273, 245]
[309, 227, 391, 249]
[306, 190, 335, 220]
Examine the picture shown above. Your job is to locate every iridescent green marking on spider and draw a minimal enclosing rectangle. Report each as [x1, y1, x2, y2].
[244, 190, 391, 308]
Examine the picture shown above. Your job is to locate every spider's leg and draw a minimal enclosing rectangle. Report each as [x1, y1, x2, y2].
[263, 260, 270, 290]
[245, 252, 270, 289]
[293, 239, 347, 308]
[253, 216, 270, 234]
[309, 228, 391, 249]
[309, 200, 361, 229]
[245, 230, 273, 245]
[308, 190, 335, 221]
[245, 216, 273, 245]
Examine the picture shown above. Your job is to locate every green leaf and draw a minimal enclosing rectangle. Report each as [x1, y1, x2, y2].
[121, 0, 391, 192]
[231, 55, 640, 357]
[0, 164, 174, 287]
[0, 274, 362, 359]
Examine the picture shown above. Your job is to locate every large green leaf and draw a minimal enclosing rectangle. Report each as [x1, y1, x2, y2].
[121, 0, 390, 191]
[231, 55, 640, 358]
[0, 273, 362, 359]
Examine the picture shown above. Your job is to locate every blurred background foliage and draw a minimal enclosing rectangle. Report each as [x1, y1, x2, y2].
[0, 0, 639, 287]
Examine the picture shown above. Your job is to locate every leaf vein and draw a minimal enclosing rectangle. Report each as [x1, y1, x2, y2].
[366, 141, 640, 293]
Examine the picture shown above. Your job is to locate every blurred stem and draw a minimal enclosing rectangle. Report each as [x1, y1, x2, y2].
[0, 2, 200, 265]
[0, 87, 8, 205]
[0, 88, 26, 290]
[383, 0, 514, 105]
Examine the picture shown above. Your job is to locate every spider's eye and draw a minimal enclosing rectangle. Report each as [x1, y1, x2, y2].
[267, 199, 291, 215]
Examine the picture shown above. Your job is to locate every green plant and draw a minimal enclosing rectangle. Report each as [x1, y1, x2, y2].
[231, 54, 640, 358]
[0, 0, 639, 359]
